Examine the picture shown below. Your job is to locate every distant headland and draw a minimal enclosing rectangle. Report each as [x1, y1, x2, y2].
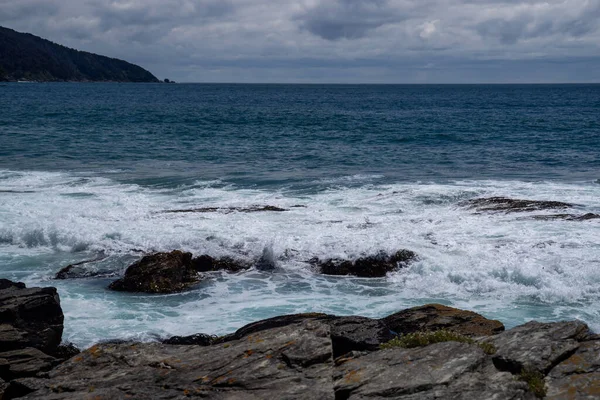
[0, 26, 160, 83]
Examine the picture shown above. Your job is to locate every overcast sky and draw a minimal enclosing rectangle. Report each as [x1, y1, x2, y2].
[2, 0, 600, 83]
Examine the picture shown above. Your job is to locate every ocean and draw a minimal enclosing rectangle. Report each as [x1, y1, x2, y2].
[1, 83, 599, 348]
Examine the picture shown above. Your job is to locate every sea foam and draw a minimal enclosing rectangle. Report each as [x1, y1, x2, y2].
[1, 169, 599, 347]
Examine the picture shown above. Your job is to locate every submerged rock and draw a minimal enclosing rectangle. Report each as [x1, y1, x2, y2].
[163, 205, 288, 214]
[311, 249, 417, 278]
[108, 250, 199, 294]
[528, 213, 600, 221]
[54, 254, 109, 279]
[383, 303, 505, 337]
[462, 196, 574, 213]
[254, 246, 277, 271]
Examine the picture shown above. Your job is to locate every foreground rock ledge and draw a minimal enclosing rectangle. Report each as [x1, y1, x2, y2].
[3, 280, 599, 399]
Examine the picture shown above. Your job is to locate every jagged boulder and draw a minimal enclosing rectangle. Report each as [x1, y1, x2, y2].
[383, 303, 505, 337]
[108, 251, 199, 294]
[0, 279, 64, 354]
[311, 250, 417, 278]
[0, 280, 74, 397]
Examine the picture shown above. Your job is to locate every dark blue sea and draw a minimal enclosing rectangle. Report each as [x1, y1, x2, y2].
[1, 83, 599, 346]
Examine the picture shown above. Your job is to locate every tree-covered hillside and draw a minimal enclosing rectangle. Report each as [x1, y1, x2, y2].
[0, 26, 159, 82]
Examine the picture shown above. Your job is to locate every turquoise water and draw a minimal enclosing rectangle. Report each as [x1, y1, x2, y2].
[1, 83, 599, 347]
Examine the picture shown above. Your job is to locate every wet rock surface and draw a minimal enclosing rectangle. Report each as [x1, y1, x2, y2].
[54, 254, 109, 280]
[108, 250, 200, 293]
[311, 249, 417, 278]
[463, 197, 574, 213]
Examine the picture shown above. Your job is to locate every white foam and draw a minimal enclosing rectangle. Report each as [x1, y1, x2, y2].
[1, 169, 600, 347]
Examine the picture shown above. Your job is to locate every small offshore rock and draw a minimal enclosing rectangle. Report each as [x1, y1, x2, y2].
[54, 254, 108, 280]
[312, 250, 417, 278]
[190, 254, 250, 273]
[462, 196, 573, 213]
[255, 246, 277, 271]
[108, 250, 199, 294]
[383, 303, 505, 337]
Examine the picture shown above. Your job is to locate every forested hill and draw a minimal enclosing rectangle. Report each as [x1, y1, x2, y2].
[0, 26, 159, 82]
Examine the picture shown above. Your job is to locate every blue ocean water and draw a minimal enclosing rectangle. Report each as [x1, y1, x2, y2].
[1, 83, 599, 347]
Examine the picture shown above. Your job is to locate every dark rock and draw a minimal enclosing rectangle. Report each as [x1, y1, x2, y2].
[0, 377, 7, 398]
[254, 246, 277, 271]
[490, 320, 590, 374]
[190, 255, 250, 273]
[54, 254, 108, 279]
[329, 316, 393, 358]
[312, 249, 417, 278]
[383, 303, 505, 337]
[52, 343, 80, 361]
[0, 348, 57, 380]
[164, 205, 288, 214]
[108, 251, 200, 294]
[3, 377, 47, 399]
[162, 333, 215, 346]
[0, 280, 25, 290]
[24, 320, 335, 399]
[529, 213, 600, 221]
[0, 281, 64, 354]
[462, 196, 573, 213]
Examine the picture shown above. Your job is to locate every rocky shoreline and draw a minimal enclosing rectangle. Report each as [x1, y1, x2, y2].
[1, 279, 599, 399]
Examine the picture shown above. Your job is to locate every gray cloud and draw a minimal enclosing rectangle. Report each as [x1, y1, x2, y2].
[1, 0, 599, 82]
[295, 0, 405, 40]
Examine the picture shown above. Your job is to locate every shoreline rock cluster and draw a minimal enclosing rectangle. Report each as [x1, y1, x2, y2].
[2, 280, 600, 399]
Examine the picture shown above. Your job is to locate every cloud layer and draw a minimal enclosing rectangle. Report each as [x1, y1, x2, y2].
[1, 0, 599, 82]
